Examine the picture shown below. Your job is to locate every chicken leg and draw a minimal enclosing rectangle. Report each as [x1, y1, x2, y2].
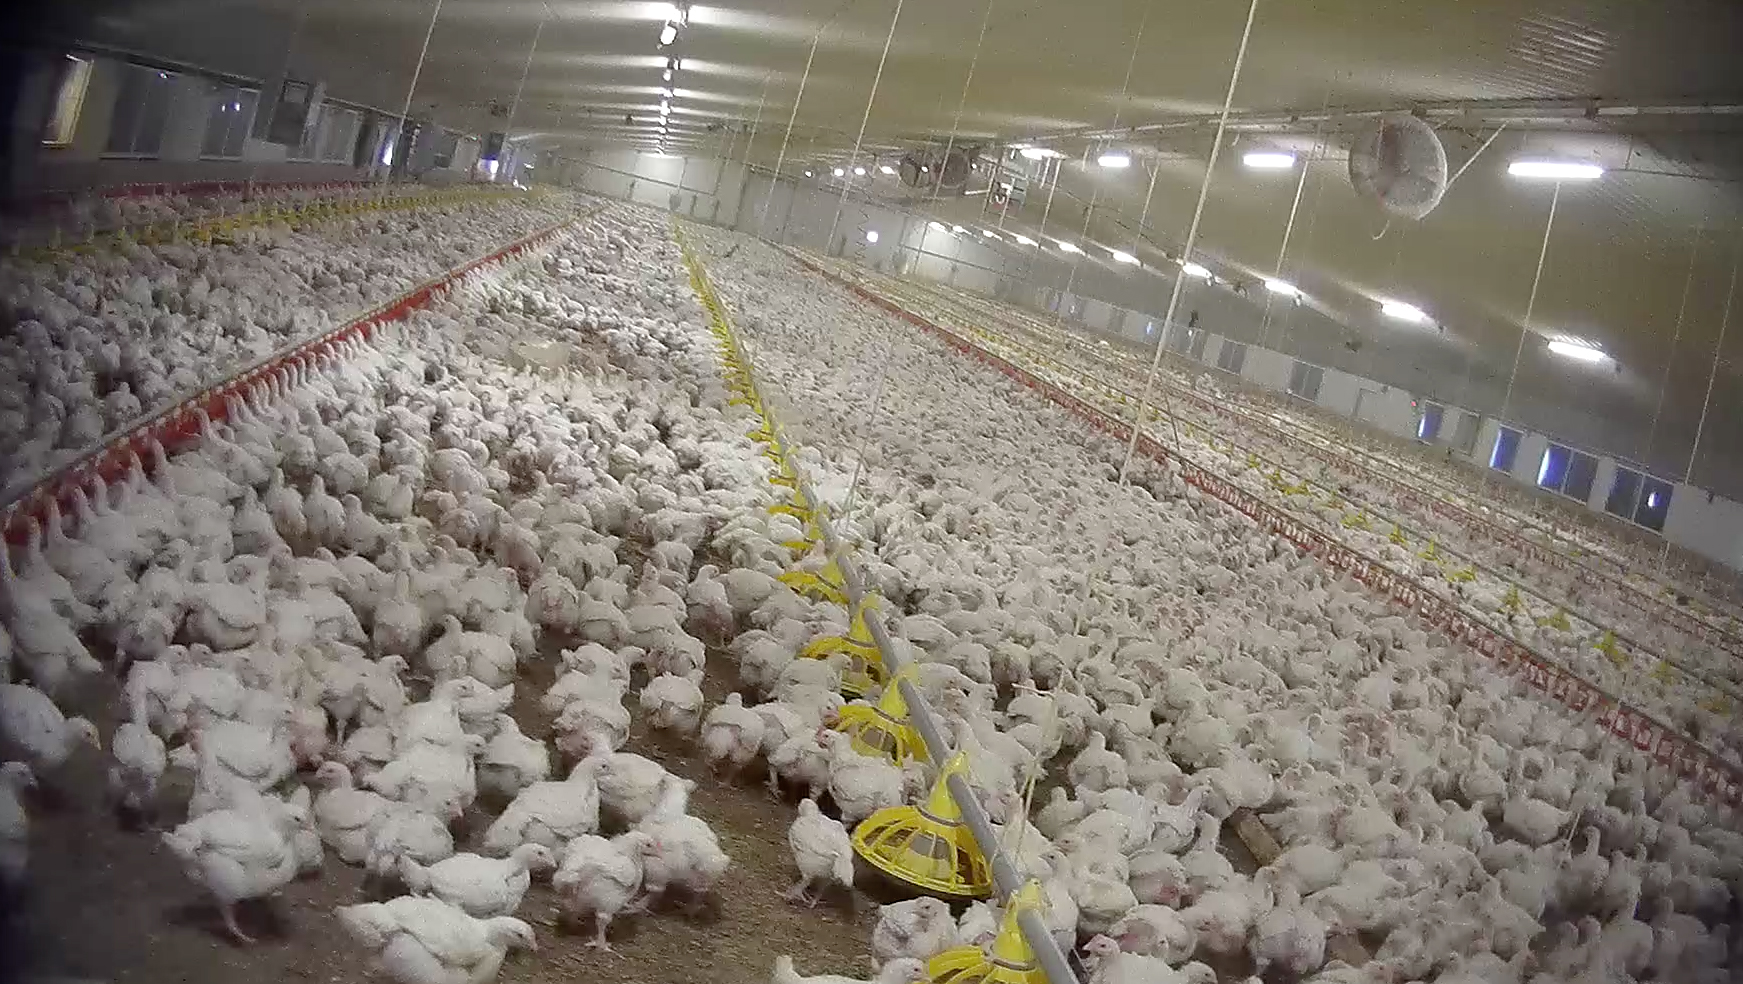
[220, 900, 256, 945]
[782, 876, 817, 907]
[585, 913, 619, 955]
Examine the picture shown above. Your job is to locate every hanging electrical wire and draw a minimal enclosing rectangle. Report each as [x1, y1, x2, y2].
[824, 0, 908, 250]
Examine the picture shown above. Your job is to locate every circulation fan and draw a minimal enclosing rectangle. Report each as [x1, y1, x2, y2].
[898, 146, 978, 191]
[1347, 114, 1449, 222]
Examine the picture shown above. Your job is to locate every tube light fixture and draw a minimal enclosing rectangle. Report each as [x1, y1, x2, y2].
[981, 229, 1000, 240]
[928, 221, 948, 232]
[1056, 240, 1082, 253]
[1547, 339, 1608, 363]
[803, 169, 814, 177]
[879, 164, 896, 175]
[853, 166, 867, 176]
[865, 230, 880, 244]
[1110, 250, 1139, 265]
[1264, 278, 1301, 297]
[1096, 151, 1131, 168]
[832, 167, 845, 177]
[951, 225, 967, 234]
[1019, 147, 1061, 161]
[1509, 160, 1604, 180]
[1381, 299, 1428, 322]
[1180, 262, 1212, 279]
[1013, 235, 1037, 246]
[1243, 151, 1296, 169]
[663, 68, 673, 81]
[659, 101, 670, 115]
[658, 20, 679, 45]
[663, 86, 675, 98]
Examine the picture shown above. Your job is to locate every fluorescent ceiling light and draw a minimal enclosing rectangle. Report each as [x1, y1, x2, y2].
[663, 68, 673, 81]
[879, 165, 896, 175]
[1096, 152, 1131, 168]
[663, 86, 675, 98]
[1509, 160, 1604, 180]
[1381, 300, 1428, 322]
[1264, 278, 1301, 297]
[865, 230, 880, 244]
[658, 21, 679, 45]
[1547, 339, 1608, 363]
[1180, 262, 1212, 279]
[853, 166, 867, 176]
[659, 102, 671, 115]
[1020, 147, 1061, 161]
[1110, 250, 1139, 265]
[803, 169, 814, 177]
[832, 167, 845, 177]
[980, 229, 1000, 240]
[1243, 152, 1296, 169]
[928, 221, 948, 232]
[1056, 240, 1082, 253]
[951, 225, 967, 234]
[1013, 235, 1036, 246]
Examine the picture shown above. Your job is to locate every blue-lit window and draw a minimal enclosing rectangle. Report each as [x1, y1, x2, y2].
[1635, 477, 1672, 532]
[1537, 444, 1571, 490]
[1490, 426, 1522, 472]
[1562, 451, 1598, 502]
[1417, 403, 1443, 442]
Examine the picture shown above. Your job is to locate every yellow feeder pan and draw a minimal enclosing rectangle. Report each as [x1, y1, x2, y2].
[927, 881, 1051, 984]
[834, 662, 920, 761]
[851, 752, 992, 899]
[779, 558, 849, 606]
[803, 593, 889, 699]
[780, 514, 825, 554]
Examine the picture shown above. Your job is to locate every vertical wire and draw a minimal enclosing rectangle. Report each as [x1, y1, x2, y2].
[1679, 228, 1740, 492]
[926, 0, 998, 205]
[388, 0, 445, 183]
[1258, 87, 1331, 348]
[1493, 180, 1561, 454]
[826, 0, 908, 249]
[757, 34, 821, 238]
[1117, 0, 1264, 481]
[497, 4, 546, 182]
[1643, 229, 1703, 465]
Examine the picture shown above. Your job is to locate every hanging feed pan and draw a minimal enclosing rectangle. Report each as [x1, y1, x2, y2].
[851, 752, 991, 899]
[803, 593, 889, 699]
[927, 880, 1051, 984]
[834, 662, 920, 760]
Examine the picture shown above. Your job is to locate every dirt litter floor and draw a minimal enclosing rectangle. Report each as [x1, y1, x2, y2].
[2, 648, 881, 984]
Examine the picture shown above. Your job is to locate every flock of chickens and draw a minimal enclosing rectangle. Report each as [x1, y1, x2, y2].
[0, 188, 1735, 984]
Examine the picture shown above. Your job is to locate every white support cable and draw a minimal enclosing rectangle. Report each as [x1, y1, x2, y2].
[757, 35, 820, 238]
[926, 0, 998, 205]
[1644, 230, 1704, 465]
[497, 5, 546, 182]
[1492, 179, 1561, 478]
[1258, 88, 1330, 348]
[1117, 0, 1264, 481]
[1679, 229, 1741, 493]
[826, 0, 908, 250]
[387, 0, 445, 183]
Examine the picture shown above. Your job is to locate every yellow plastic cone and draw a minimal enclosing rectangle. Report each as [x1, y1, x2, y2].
[926, 881, 1051, 984]
[851, 752, 991, 899]
[833, 662, 920, 760]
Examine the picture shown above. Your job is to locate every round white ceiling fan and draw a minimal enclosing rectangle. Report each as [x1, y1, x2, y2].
[1347, 114, 1449, 224]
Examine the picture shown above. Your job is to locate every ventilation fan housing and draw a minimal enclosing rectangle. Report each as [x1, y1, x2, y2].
[1348, 115, 1449, 220]
[898, 146, 978, 191]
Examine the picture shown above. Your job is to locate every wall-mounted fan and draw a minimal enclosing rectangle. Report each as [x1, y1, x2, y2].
[897, 146, 978, 190]
[1348, 114, 1449, 221]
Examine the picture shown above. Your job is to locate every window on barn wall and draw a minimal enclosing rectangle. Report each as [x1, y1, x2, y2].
[42, 54, 93, 146]
[319, 107, 361, 163]
[1417, 402, 1444, 442]
[1605, 467, 1642, 519]
[1537, 444, 1572, 490]
[105, 64, 176, 156]
[1215, 340, 1246, 374]
[1490, 426, 1522, 472]
[1634, 477, 1672, 532]
[1562, 450, 1598, 503]
[200, 83, 257, 159]
[1287, 360, 1323, 401]
[1187, 329, 1210, 361]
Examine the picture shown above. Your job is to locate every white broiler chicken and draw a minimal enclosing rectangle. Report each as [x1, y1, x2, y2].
[162, 794, 305, 943]
[784, 798, 854, 906]
[400, 844, 555, 918]
[552, 830, 657, 952]
[481, 777, 600, 856]
[0, 762, 33, 886]
[636, 811, 731, 910]
[700, 692, 767, 780]
[639, 672, 705, 734]
[364, 804, 456, 879]
[1109, 903, 1198, 966]
[822, 730, 906, 826]
[0, 683, 100, 777]
[771, 955, 928, 984]
[871, 897, 958, 966]
[108, 712, 167, 820]
[1249, 873, 1326, 977]
[311, 761, 393, 865]
[477, 716, 550, 800]
[336, 895, 536, 984]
